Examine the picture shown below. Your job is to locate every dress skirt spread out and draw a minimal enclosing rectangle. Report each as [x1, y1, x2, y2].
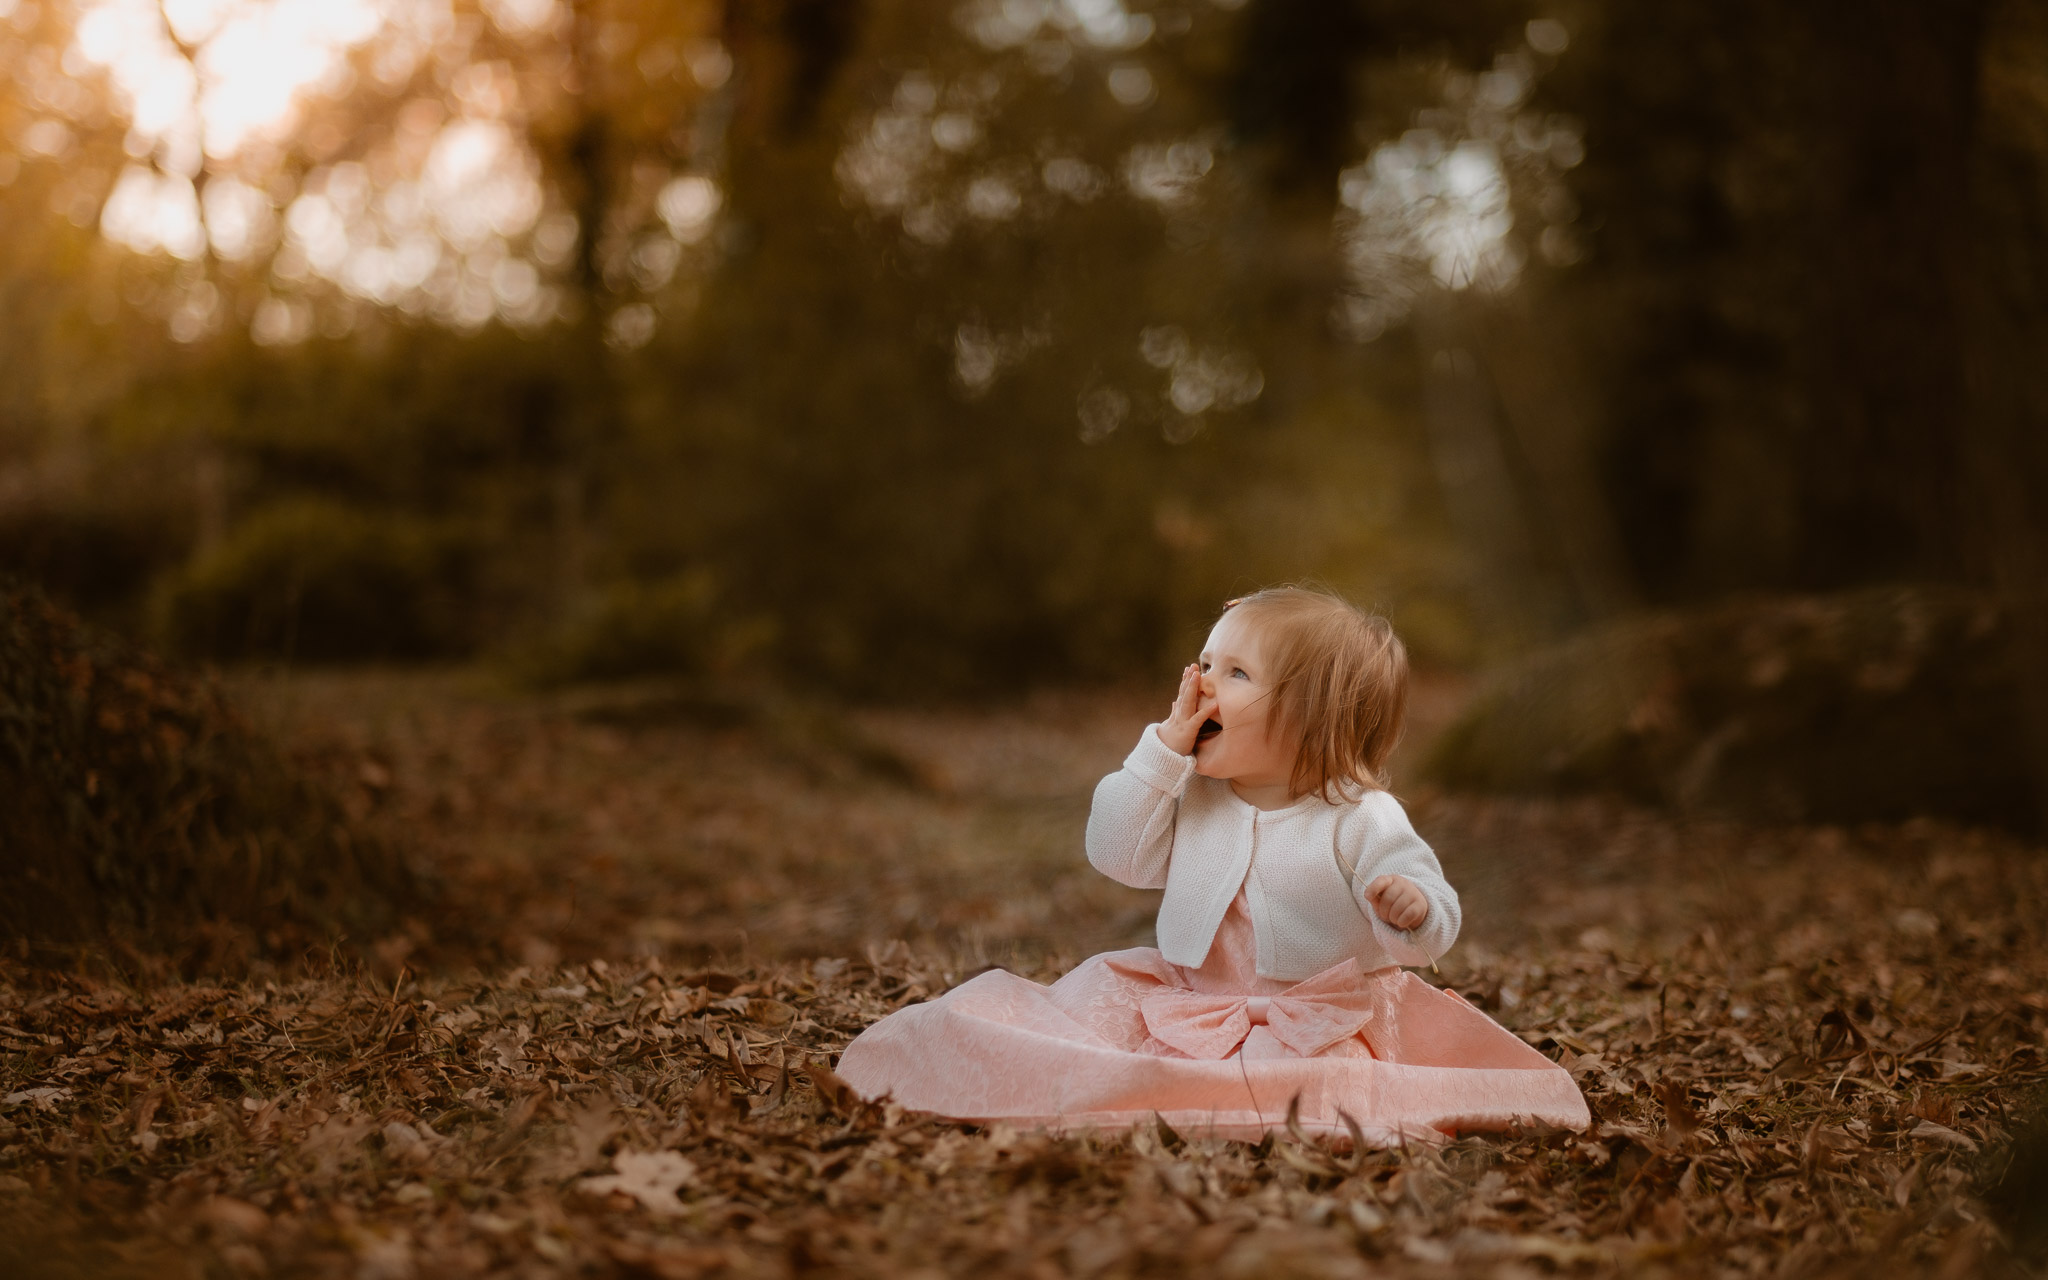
[836, 891, 1590, 1144]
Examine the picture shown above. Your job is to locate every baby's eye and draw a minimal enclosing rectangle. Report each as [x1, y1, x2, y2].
[1231, 667, 1248, 679]
[1198, 661, 1211, 673]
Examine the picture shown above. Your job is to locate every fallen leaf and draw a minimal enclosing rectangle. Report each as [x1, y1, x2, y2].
[607, 1241, 732, 1279]
[1652, 1079, 1699, 1142]
[1907, 1120, 1977, 1151]
[576, 1150, 698, 1216]
[804, 1061, 858, 1113]
[198, 1196, 269, 1237]
[482, 1023, 533, 1071]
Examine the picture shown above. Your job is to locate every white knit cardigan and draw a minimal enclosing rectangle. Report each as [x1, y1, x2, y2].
[1085, 723, 1461, 981]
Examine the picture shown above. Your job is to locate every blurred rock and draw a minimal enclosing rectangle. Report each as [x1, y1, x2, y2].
[1424, 587, 2044, 834]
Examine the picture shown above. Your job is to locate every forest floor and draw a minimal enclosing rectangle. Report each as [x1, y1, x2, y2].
[3, 669, 2046, 1278]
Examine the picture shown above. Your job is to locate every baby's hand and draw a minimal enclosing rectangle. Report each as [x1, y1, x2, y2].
[1157, 663, 1216, 756]
[1364, 874, 1429, 931]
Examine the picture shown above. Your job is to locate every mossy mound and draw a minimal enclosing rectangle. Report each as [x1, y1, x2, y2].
[1425, 586, 2045, 833]
[0, 577, 420, 969]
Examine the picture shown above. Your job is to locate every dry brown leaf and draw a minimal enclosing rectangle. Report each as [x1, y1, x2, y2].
[576, 1150, 699, 1216]
[1907, 1120, 1978, 1152]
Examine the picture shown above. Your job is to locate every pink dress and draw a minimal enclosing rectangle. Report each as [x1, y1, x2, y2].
[836, 890, 1589, 1144]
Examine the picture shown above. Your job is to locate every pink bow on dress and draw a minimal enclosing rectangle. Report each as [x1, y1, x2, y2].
[1140, 962, 1377, 1060]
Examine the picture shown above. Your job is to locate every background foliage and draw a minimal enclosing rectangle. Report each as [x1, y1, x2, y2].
[3, 0, 2045, 705]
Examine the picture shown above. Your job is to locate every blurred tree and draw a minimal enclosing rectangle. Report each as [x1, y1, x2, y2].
[656, 0, 1495, 687]
[1540, 0, 2018, 597]
[1960, 0, 2048, 824]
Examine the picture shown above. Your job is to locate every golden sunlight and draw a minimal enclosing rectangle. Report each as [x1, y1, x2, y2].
[78, 0, 390, 260]
[76, 0, 385, 162]
[59, 0, 721, 338]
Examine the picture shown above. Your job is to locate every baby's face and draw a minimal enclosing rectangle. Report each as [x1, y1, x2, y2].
[1191, 611, 1296, 790]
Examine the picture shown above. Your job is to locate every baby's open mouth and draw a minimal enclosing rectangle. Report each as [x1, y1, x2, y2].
[1196, 718, 1223, 745]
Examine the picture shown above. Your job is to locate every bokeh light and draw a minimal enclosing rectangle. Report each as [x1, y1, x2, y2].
[41, 0, 727, 340]
[75, 0, 387, 162]
[1334, 38, 1583, 341]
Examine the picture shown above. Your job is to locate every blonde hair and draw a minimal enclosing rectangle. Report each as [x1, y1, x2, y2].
[1222, 587, 1408, 802]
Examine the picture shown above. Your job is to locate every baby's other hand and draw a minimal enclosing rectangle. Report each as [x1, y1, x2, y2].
[1364, 874, 1429, 931]
[1157, 663, 1214, 756]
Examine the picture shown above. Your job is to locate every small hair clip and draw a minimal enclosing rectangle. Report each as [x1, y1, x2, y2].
[1222, 597, 1243, 609]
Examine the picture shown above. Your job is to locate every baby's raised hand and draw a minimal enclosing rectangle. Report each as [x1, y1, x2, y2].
[1158, 663, 1215, 756]
[1364, 874, 1429, 931]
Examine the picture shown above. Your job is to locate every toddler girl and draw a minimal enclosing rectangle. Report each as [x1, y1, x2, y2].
[836, 588, 1589, 1143]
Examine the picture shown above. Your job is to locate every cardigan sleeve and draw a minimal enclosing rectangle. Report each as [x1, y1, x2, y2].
[1342, 791, 1462, 964]
[1084, 723, 1194, 890]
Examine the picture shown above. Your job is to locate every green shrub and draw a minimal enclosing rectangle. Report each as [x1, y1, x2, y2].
[152, 499, 479, 662]
[507, 571, 776, 686]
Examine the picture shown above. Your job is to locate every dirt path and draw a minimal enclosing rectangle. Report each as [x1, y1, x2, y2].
[2, 671, 2043, 1278]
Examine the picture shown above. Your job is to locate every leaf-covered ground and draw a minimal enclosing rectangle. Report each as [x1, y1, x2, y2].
[3, 671, 2045, 1278]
